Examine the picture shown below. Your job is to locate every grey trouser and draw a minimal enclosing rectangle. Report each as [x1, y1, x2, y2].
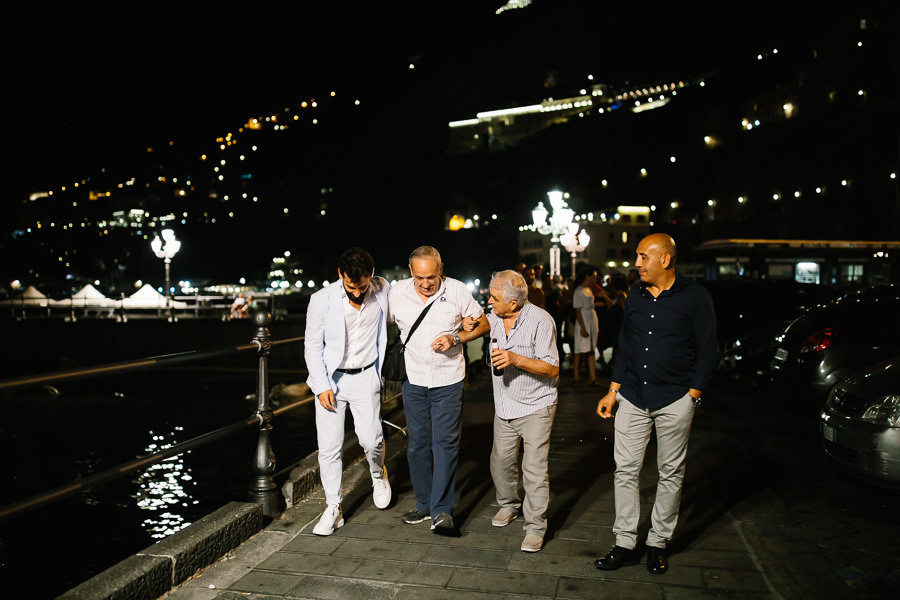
[490, 404, 556, 537]
[612, 392, 696, 549]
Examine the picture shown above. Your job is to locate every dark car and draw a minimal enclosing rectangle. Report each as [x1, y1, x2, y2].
[700, 280, 839, 377]
[766, 292, 900, 402]
[820, 356, 900, 488]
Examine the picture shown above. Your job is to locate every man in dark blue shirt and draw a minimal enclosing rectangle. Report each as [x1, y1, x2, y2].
[595, 233, 716, 575]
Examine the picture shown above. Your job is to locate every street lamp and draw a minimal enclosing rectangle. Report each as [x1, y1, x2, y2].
[151, 229, 181, 309]
[530, 190, 576, 277]
[560, 222, 591, 279]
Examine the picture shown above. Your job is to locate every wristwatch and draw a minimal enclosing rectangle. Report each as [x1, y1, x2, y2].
[689, 394, 702, 406]
[452, 333, 460, 347]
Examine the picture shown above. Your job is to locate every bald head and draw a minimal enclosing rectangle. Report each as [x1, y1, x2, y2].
[641, 233, 677, 264]
[635, 233, 677, 290]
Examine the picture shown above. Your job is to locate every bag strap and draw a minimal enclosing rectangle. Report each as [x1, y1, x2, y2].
[402, 301, 435, 348]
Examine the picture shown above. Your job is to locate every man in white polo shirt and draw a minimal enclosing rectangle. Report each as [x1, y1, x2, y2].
[389, 246, 489, 535]
[485, 269, 559, 553]
[305, 247, 392, 536]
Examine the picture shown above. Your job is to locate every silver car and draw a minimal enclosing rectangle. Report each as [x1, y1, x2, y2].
[820, 356, 900, 488]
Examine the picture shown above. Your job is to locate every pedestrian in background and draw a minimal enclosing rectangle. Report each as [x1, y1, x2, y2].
[595, 233, 716, 574]
[571, 267, 600, 386]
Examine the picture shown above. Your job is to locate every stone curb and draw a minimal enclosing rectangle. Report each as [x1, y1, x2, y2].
[58, 502, 263, 600]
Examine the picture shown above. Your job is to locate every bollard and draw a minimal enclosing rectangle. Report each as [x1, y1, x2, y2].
[249, 310, 280, 516]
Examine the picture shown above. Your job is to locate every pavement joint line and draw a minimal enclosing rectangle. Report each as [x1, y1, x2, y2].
[731, 511, 786, 600]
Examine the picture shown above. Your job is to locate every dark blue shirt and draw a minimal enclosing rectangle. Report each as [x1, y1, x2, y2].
[611, 272, 717, 410]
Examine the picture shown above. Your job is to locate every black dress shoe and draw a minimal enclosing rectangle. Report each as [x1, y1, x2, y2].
[647, 546, 669, 574]
[594, 545, 642, 570]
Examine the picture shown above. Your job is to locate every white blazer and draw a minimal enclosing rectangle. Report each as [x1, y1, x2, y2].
[304, 276, 389, 397]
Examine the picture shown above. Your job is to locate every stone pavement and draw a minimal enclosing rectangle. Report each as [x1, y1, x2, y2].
[164, 371, 899, 600]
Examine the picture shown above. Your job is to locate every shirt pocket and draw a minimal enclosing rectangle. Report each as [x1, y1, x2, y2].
[431, 300, 461, 329]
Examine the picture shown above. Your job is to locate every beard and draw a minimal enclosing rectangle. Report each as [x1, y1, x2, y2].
[345, 286, 366, 304]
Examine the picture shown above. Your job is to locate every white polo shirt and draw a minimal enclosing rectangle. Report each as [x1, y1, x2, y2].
[388, 277, 484, 388]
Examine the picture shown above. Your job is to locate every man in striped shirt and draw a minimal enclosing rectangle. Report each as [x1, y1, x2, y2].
[486, 269, 559, 552]
[388, 246, 490, 535]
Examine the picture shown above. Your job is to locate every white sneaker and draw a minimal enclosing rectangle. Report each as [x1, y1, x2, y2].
[313, 504, 343, 536]
[372, 466, 392, 509]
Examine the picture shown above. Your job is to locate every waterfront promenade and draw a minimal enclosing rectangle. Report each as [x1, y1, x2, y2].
[154, 371, 899, 600]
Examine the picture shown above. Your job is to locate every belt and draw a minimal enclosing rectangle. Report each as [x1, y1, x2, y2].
[335, 360, 377, 375]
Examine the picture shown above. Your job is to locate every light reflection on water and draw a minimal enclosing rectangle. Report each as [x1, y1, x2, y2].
[132, 425, 200, 539]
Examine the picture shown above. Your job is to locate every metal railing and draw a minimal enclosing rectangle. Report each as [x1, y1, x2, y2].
[0, 311, 305, 522]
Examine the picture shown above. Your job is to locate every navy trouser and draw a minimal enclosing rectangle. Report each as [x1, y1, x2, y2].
[401, 379, 464, 518]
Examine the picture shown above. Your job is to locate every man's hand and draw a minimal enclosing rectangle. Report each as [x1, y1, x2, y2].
[461, 316, 479, 332]
[491, 348, 518, 370]
[318, 389, 337, 411]
[430, 334, 456, 353]
[596, 390, 617, 419]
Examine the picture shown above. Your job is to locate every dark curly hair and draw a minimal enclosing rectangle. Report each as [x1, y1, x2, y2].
[338, 247, 375, 282]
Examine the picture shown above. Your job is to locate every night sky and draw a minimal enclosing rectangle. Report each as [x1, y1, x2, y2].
[4, 1, 845, 202]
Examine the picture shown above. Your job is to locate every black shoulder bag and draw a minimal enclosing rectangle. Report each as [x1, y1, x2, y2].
[382, 302, 434, 382]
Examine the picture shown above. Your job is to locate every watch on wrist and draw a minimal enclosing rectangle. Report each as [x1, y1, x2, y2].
[689, 394, 702, 405]
[452, 333, 460, 346]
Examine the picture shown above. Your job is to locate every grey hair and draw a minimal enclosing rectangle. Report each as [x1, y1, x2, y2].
[490, 270, 527, 305]
[409, 245, 442, 265]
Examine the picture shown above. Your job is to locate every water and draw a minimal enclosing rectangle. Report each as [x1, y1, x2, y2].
[0, 319, 315, 597]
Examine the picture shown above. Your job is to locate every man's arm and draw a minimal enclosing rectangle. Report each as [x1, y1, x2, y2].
[304, 292, 336, 410]
[490, 350, 558, 378]
[431, 314, 489, 352]
[490, 314, 558, 378]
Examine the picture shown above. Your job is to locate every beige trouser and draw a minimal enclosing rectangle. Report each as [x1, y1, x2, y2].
[490, 404, 557, 537]
[612, 392, 696, 549]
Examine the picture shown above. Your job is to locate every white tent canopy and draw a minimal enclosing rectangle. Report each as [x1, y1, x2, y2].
[123, 284, 188, 309]
[0, 285, 49, 306]
[50, 284, 116, 307]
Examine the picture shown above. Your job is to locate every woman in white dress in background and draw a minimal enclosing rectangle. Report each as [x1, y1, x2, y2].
[571, 267, 600, 385]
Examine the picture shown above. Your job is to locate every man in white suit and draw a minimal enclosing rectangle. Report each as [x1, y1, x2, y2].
[305, 247, 392, 535]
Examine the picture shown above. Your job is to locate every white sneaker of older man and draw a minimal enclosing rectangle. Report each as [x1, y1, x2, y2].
[313, 504, 344, 536]
[372, 466, 392, 509]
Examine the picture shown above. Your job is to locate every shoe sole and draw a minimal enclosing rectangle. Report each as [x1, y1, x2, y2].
[596, 557, 640, 571]
[402, 515, 429, 525]
[521, 545, 542, 552]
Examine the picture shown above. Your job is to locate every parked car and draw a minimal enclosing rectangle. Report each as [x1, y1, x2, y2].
[820, 356, 900, 488]
[700, 280, 838, 378]
[765, 291, 900, 402]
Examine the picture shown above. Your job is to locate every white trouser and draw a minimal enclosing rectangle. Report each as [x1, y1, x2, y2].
[315, 367, 385, 505]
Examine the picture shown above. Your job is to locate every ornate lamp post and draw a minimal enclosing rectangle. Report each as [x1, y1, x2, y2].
[560, 222, 591, 279]
[530, 190, 576, 278]
[151, 229, 181, 310]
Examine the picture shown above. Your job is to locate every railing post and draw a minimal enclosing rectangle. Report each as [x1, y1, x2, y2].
[250, 310, 279, 516]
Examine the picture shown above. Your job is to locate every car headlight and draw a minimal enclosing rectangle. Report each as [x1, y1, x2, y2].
[860, 395, 900, 427]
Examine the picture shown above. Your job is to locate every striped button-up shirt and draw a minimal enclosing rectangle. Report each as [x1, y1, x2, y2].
[388, 277, 484, 388]
[488, 303, 559, 419]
